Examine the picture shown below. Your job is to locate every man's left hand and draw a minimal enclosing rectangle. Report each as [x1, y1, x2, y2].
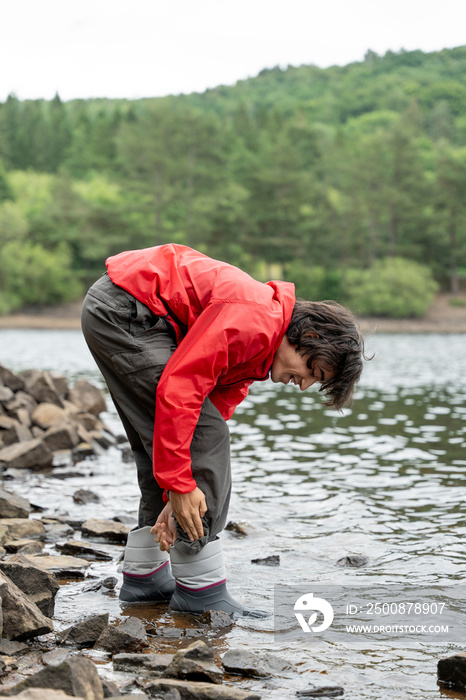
[151, 503, 177, 552]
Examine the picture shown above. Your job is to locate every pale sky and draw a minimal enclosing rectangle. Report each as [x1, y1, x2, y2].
[1, 0, 465, 102]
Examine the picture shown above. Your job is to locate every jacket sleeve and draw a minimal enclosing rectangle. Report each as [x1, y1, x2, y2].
[208, 383, 251, 421]
[152, 301, 269, 493]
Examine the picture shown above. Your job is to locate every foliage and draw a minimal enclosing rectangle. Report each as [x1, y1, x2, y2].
[344, 258, 439, 318]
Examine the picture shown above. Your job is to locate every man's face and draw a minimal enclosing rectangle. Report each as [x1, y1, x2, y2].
[270, 337, 334, 391]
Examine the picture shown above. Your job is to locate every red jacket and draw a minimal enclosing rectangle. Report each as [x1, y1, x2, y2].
[106, 244, 295, 493]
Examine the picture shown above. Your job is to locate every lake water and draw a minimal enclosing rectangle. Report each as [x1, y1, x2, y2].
[0, 329, 465, 699]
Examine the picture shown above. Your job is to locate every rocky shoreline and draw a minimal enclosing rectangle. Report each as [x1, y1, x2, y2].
[0, 294, 465, 334]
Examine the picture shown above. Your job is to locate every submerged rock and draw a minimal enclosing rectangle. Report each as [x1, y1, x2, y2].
[73, 489, 100, 504]
[335, 555, 369, 568]
[297, 684, 344, 697]
[222, 649, 290, 678]
[437, 652, 466, 691]
[250, 555, 280, 567]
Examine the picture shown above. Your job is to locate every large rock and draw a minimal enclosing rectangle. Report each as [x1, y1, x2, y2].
[0, 554, 59, 617]
[144, 679, 261, 699]
[222, 649, 290, 677]
[0, 439, 53, 469]
[23, 371, 64, 408]
[95, 616, 148, 654]
[68, 380, 106, 416]
[31, 403, 68, 430]
[0, 518, 45, 540]
[0, 365, 25, 392]
[438, 652, 466, 691]
[81, 519, 130, 543]
[56, 540, 112, 561]
[0, 570, 53, 641]
[0, 488, 31, 519]
[57, 613, 110, 647]
[0, 655, 103, 699]
[42, 422, 79, 451]
[164, 641, 222, 685]
[18, 554, 90, 578]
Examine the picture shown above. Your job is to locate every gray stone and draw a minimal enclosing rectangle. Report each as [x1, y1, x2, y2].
[0, 416, 18, 430]
[336, 555, 369, 568]
[250, 555, 280, 567]
[0, 639, 29, 655]
[0, 439, 53, 469]
[68, 380, 106, 416]
[72, 442, 95, 460]
[0, 570, 53, 641]
[81, 518, 130, 543]
[42, 422, 79, 451]
[0, 386, 14, 403]
[2, 422, 33, 445]
[438, 652, 466, 691]
[224, 521, 250, 537]
[74, 412, 100, 431]
[113, 652, 173, 674]
[56, 540, 112, 561]
[297, 685, 344, 698]
[95, 616, 148, 654]
[0, 488, 31, 519]
[42, 521, 75, 542]
[0, 365, 25, 392]
[5, 390, 38, 418]
[82, 576, 118, 592]
[144, 679, 261, 700]
[50, 373, 69, 398]
[24, 371, 64, 407]
[164, 641, 222, 684]
[198, 610, 233, 629]
[0, 554, 59, 617]
[17, 553, 90, 578]
[8, 690, 84, 700]
[31, 403, 68, 430]
[0, 518, 45, 540]
[222, 649, 290, 678]
[101, 678, 121, 698]
[0, 654, 103, 699]
[4, 539, 43, 554]
[73, 489, 100, 504]
[42, 648, 71, 666]
[57, 613, 110, 647]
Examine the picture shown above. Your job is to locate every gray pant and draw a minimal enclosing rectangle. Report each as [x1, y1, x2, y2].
[81, 273, 232, 554]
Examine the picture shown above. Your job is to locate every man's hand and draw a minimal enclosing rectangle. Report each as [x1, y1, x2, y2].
[169, 487, 207, 542]
[151, 503, 177, 552]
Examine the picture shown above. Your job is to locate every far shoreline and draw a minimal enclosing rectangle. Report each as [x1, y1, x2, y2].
[0, 294, 465, 334]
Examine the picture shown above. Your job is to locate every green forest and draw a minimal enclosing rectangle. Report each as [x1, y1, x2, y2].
[1, 46, 465, 317]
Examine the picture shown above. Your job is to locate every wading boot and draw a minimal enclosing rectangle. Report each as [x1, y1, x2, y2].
[119, 526, 175, 603]
[169, 538, 268, 618]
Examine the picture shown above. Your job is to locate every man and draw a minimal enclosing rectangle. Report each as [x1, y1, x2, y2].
[81, 243, 364, 617]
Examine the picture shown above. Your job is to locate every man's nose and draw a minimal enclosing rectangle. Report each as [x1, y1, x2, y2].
[300, 376, 317, 391]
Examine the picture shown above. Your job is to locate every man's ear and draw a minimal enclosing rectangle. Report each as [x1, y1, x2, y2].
[304, 331, 319, 339]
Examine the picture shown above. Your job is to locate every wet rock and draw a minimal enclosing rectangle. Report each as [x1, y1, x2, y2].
[24, 371, 64, 408]
[0, 488, 30, 519]
[81, 518, 130, 543]
[56, 540, 112, 561]
[0, 365, 25, 392]
[437, 652, 466, 691]
[0, 554, 59, 617]
[42, 422, 79, 451]
[222, 649, 290, 678]
[0, 518, 45, 540]
[0, 654, 104, 699]
[113, 514, 137, 525]
[164, 641, 222, 685]
[4, 539, 43, 554]
[73, 488, 100, 504]
[145, 679, 261, 700]
[198, 610, 233, 629]
[250, 555, 280, 567]
[95, 616, 148, 654]
[83, 576, 118, 592]
[31, 403, 68, 430]
[57, 613, 110, 647]
[72, 442, 95, 461]
[113, 652, 173, 674]
[42, 520, 75, 542]
[68, 379, 106, 416]
[0, 439, 53, 469]
[0, 570, 53, 641]
[335, 555, 369, 568]
[101, 678, 121, 697]
[297, 684, 344, 697]
[42, 648, 71, 666]
[0, 639, 28, 655]
[225, 521, 250, 537]
[18, 553, 90, 578]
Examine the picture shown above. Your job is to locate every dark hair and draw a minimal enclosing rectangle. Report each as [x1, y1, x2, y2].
[286, 300, 367, 410]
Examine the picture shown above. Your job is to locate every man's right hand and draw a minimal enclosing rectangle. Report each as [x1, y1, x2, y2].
[169, 487, 207, 542]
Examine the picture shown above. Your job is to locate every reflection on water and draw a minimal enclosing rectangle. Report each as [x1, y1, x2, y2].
[0, 330, 465, 699]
